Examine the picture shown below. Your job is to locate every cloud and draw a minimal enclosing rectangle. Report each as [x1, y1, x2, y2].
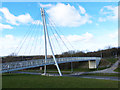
[96, 23, 99, 26]
[46, 3, 92, 27]
[5, 35, 14, 39]
[0, 23, 13, 30]
[64, 32, 93, 42]
[0, 32, 93, 56]
[62, 31, 117, 52]
[0, 30, 118, 56]
[0, 35, 53, 56]
[0, 7, 33, 25]
[17, 14, 33, 24]
[0, 35, 18, 56]
[0, 35, 32, 57]
[108, 31, 118, 39]
[79, 6, 86, 14]
[39, 3, 52, 8]
[98, 17, 106, 22]
[0, 16, 2, 20]
[99, 5, 118, 22]
[32, 20, 42, 25]
[48, 32, 94, 52]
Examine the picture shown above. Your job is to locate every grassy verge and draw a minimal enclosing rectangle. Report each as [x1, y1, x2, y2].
[114, 67, 120, 72]
[104, 57, 118, 64]
[19, 69, 72, 74]
[18, 67, 112, 75]
[81, 73, 119, 77]
[20, 67, 111, 74]
[19, 69, 120, 77]
[2, 73, 119, 88]
[20, 68, 97, 73]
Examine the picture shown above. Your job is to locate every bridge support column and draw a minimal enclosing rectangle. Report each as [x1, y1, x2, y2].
[41, 8, 62, 76]
[89, 60, 96, 69]
[71, 62, 73, 73]
[40, 67, 42, 71]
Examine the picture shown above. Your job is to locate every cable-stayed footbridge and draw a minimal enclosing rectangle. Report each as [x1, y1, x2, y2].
[1, 57, 101, 73]
[1, 8, 101, 76]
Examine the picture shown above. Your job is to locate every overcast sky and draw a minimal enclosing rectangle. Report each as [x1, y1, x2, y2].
[0, 2, 118, 56]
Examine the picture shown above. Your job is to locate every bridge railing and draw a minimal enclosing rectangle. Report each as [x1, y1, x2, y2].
[1, 57, 101, 73]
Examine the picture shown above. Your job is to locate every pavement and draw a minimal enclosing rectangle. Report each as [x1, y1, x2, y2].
[70, 75, 120, 81]
[13, 71, 42, 75]
[90, 59, 120, 74]
[70, 58, 120, 75]
[11, 58, 120, 81]
[12, 71, 120, 81]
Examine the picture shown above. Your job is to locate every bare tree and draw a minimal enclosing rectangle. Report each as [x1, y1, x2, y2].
[9, 53, 17, 56]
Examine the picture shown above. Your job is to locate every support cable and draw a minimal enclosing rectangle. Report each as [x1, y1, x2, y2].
[33, 23, 43, 55]
[15, 21, 37, 56]
[46, 14, 70, 51]
[46, 23, 58, 55]
[47, 18, 64, 54]
[38, 25, 44, 56]
[22, 13, 42, 55]
[23, 22, 38, 55]
[45, 12, 75, 51]
[28, 24, 39, 55]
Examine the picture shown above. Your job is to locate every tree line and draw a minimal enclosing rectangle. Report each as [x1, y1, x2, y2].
[57, 47, 119, 58]
[2, 47, 120, 63]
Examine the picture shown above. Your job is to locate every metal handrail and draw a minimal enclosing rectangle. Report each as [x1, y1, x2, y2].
[1, 57, 101, 73]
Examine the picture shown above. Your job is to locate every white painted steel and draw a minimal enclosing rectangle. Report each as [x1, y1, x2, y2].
[1, 57, 101, 73]
[89, 60, 96, 69]
[41, 8, 62, 76]
[41, 8, 47, 75]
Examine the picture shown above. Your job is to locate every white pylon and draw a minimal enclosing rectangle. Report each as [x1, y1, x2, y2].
[40, 8, 62, 76]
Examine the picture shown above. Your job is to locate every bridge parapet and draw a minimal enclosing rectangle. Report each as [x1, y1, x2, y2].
[0, 57, 101, 73]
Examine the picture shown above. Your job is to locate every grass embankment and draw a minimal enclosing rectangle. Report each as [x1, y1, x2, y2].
[20, 68, 95, 73]
[105, 58, 118, 64]
[19, 57, 119, 77]
[98, 57, 118, 69]
[20, 69, 120, 77]
[2, 73, 119, 88]
[114, 68, 120, 72]
[114, 64, 120, 72]
[19, 57, 118, 74]
[20, 68, 99, 75]
[82, 73, 119, 77]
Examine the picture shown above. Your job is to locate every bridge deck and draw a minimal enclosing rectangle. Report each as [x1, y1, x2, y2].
[0, 57, 101, 73]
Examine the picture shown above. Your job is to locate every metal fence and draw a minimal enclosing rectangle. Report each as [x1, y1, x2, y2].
[0, 57, 101, 73]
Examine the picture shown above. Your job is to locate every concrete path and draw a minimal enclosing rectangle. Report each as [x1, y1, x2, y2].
[13, 71, 42, 75]
[70, 58, 120, 75]
[11, 58, 120, 81]
[12, 71, 120, 81]
[70, 75, 120, 81]
[90, 59, 120, 74]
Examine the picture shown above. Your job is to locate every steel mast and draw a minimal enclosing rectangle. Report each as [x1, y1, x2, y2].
[41, 8, 47, 75]
[40, 8, 62, 76]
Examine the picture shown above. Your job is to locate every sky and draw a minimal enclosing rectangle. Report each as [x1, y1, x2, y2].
[0, 2, 118, 56]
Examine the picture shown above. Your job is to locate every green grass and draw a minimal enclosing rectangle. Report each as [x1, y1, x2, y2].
[21, 70, 71, 74]
[105, 58, 118, 64]
[82, 73, 119, 77]
[20, 68, 96, 74]
[20, 69, 120, 77]
[20, 67, 110, 74]
[19, 67, 112, 75]
[2, 73, 119, 88]
[21, 68, 97, 73]
[114, 67, 120, 72]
